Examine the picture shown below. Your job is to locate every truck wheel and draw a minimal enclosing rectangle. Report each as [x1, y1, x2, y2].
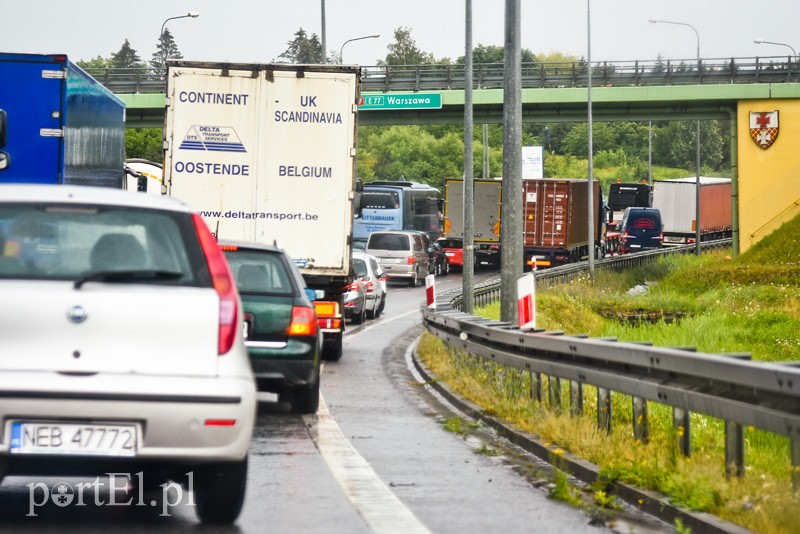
[323, 333, 343, 361]
[194, 457, 248, 524]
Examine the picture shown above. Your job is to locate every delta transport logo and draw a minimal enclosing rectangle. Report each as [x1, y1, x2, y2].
[179, 125, 246, 153]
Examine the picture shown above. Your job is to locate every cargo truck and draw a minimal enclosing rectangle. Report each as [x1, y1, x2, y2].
[442, 177, 502, 267]
[522, 178, 604, 268]
[0, 52, 125, 187]
[163, 61, 361, 360]
[652, 177, 732, 246]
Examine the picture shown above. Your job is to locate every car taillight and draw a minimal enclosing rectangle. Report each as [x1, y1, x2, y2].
[288, 305, 317, 336]
[364, 281, 374, 294]
[192, 213, 239, 355]
[407, 256, 415, 265]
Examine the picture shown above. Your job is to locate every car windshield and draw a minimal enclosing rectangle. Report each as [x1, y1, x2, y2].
[0, 203, 203, 284]
[224, 249, 296, 295]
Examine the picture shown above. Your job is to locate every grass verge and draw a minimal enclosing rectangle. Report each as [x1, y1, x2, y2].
[417, 214, 800, 533]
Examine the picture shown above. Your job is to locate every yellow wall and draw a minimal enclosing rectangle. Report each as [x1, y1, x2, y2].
[737, 100, 800, 253]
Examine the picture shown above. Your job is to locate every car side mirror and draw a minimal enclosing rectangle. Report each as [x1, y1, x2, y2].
[304, 288, 317, 301]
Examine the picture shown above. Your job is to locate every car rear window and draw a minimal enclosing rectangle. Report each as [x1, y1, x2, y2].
[0, 203, 206, 285]
[224, 250, 296, 295]
[368, 233, 410, 251]
[438, 239, 462, 249]
[353, 258, 368, 278]
[627, 213, 659, 229]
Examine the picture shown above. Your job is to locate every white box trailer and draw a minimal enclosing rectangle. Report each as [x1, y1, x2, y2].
[163, 61, 360, 359]
[652, 177, 732, 245]
[443, 178, 502, 266]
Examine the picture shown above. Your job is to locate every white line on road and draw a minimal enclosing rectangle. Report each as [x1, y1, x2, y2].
[304, 396, 431, 534]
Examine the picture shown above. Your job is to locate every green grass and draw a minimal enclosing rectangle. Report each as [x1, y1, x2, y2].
[417, 213, 800, 533]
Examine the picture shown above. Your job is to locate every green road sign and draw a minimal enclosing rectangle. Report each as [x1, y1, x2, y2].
[359, 93, 442, 110]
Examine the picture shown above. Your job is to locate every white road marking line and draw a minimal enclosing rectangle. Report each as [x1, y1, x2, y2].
[304, 398, 431, 534]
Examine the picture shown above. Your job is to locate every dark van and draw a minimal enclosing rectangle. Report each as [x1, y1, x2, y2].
[617, 207, 663, 254]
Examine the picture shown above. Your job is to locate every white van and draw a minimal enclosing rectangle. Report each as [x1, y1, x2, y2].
[365, 230, 430, 287]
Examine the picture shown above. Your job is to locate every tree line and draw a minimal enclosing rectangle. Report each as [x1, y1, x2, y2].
[91, 26, 730, 191]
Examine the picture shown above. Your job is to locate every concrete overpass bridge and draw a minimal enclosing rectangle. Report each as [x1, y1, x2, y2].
[96, 56, 800, 255]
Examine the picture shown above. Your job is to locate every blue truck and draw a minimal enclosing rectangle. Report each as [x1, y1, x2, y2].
[0, 52, 125, 187]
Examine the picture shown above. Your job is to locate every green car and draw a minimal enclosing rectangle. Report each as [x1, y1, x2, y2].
[220, 241, 321, 414]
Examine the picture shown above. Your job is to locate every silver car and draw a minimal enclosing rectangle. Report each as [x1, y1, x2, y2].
[0, 184, 256, 524]
[352, 250, 387, 319]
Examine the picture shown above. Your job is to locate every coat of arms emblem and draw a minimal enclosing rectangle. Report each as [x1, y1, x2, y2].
[749, 111, 779, 149]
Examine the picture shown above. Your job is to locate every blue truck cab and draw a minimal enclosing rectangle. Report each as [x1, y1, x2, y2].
[0, 52, 125, 187]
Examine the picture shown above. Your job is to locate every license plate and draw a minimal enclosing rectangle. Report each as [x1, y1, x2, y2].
[663, 236, 684, 244]
[10, 422, 138, 456]
[382, 257, 402, 264]
[445, 252, 454, 257]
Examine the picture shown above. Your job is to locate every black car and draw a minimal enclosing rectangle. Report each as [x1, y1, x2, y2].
[220, 241, 322, 414]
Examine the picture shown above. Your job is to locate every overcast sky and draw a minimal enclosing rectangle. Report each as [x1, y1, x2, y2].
[3, 1, 799, 67]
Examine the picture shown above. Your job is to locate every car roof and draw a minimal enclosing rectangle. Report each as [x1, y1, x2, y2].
[0, 184, 194, 212]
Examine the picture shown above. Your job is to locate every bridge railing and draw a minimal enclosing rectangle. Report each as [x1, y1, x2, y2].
[88, 55, 800, 95]
[422, 239, 800, 495]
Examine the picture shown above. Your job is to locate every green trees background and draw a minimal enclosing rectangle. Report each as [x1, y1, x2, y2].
[84, 27, 731, 191]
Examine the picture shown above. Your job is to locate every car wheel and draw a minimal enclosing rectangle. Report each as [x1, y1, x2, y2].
[373, 296, 382, 318]
[408, 272, 417, 288]
[291, 373, 320, 414]
[442, 261, 449, 276]
[194, 457, 248, 524]
[352, 305, 365, 324]
[378, 295, 386, 313]
[366, 304, 375, 320]
[323, 333, 343, 361]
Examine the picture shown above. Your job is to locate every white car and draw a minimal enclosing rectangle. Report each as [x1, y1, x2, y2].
[0, 184, 256, 524]
[352, 250, 387, 319]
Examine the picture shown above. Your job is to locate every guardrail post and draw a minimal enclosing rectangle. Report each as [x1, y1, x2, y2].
[632, 397, 649, 443]
[793, 437, 800, 493]
[530, 372, 542, 403]
[569, 381, 583, 415]
[725, 421, 745, 478]
[673, 407, 691, 457]
[597, 388, 612, 433]
[548, 376, 562, 412]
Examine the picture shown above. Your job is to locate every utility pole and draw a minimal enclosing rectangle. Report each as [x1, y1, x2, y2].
[462, 0, 475, 314]
[500, 0, 522, 324]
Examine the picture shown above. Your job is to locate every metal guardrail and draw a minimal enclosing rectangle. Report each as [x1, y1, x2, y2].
[422, 239, 800, 490]
[88, 56, 800, 95]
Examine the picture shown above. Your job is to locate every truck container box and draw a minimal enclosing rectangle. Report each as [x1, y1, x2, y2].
[653, 177, 732, 244]
[0, 52, 125, 187]
[443, 178, 502, 243]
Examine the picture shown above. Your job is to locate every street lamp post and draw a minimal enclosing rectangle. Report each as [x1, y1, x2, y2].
[339, 34, 380, 64]
[160, 12, 199, 70]
[650, 17, 701, 256]
[753, 38, 797, 58]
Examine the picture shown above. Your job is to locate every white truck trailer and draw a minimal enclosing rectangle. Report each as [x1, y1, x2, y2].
[163, 61, 361, 360]
[442, 178, 502, 267]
